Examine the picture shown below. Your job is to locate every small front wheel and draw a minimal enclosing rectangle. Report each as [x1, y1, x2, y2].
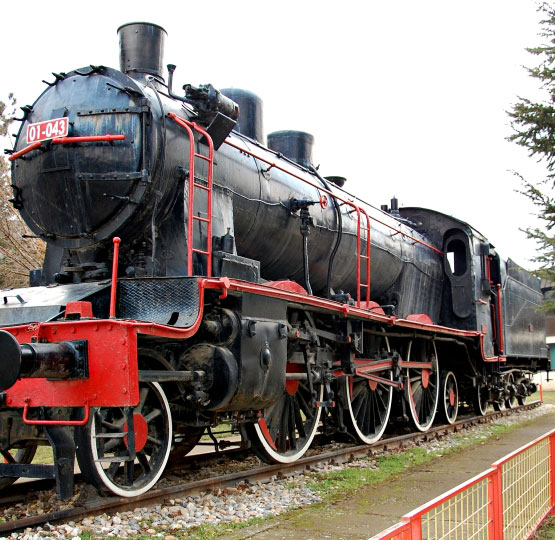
[76, 382, 172, 497]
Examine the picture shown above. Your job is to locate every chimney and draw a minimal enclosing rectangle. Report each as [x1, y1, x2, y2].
[117, 22, 167, 81]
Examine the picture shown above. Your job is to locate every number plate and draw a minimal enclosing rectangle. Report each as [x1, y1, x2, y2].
[26, 117, 69, 144]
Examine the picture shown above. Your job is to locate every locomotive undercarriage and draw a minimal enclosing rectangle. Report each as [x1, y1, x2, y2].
[0, 286, 538, 498]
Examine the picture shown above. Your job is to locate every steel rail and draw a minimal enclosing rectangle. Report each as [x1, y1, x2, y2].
[0, 401, 541, 535]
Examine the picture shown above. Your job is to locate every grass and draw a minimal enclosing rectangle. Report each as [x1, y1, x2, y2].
[32, 446, 53, 465]
[305, 421, 515, 500]
[537, 389, 555, 404]
[533, 516, 555, 540]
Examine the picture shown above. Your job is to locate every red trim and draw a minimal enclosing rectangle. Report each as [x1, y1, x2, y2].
[398, 361, 433, 370]
[265, 280, 308, 296]
[354, 370, 400, 389]
[358, 301, 385, 315]
[406, 314, 433, 325]
[109, 237, 121, 318]
[8, 135, 126, 161]
[65, 302, 94, 319]
[215, 278, 479, 339]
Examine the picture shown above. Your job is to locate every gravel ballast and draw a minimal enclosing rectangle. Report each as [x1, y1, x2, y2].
[2, 403, 553, 540]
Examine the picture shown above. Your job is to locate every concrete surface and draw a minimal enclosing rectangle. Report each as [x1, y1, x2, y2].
[220, 410, 555, 540]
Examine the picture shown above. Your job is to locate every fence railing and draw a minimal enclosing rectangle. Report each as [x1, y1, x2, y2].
[372, 427, 555, 540]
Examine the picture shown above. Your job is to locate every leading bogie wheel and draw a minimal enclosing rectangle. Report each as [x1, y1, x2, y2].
[439, 371, 459, 425]
[404, 340, 439, 432]
[76, 381, 172, 497]
[242, 363, 324, 464]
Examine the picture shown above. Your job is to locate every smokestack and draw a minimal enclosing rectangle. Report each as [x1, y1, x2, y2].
[267, 130, 314, 169]
[117, 22, 167, 81]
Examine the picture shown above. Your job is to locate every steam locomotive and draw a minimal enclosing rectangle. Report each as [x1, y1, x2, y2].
[0, 22, 549, 499]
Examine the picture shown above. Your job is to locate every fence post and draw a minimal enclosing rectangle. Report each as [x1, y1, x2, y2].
[489, 466, 504, 540]
[550, 432, 555, 516]
[409, 515, 422, 540]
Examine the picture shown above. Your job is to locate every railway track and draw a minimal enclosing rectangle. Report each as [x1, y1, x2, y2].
[0, 401, 542, 535]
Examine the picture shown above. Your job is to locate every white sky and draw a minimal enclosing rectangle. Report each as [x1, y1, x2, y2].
[0, 0, 551, 269]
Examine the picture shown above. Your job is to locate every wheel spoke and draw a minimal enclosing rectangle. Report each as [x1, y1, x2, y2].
[144, 408, 162, 424]
[137, 451, 151, 473]
[147, 435, 162, 446]
[135, 387, 149, 414]
[293, 398, 307, 439]
[288, 397, 297, 450]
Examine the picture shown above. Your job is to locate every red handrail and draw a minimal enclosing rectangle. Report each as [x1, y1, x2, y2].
[8, 134, 126, 161]
[168, 113, 214, 277]
[109, 237, 121, 318]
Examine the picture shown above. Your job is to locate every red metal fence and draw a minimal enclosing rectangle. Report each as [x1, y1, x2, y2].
[372, 427, 555, 540]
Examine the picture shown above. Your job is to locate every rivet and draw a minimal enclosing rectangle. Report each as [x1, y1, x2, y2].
[122, 387, 127, 394]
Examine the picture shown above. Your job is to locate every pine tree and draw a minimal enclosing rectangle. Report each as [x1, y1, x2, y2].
[0, 95, 45, 288]
[508, 2, 555, 310]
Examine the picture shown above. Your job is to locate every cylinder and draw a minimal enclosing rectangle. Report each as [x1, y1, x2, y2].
[118, 22, 167, 80]
[268, 130, 314, 169]
[220, 89, 264, 144]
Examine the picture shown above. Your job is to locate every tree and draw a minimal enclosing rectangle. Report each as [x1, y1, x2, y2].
[0, 95, 45, 289]
[508, 2, 555, 308]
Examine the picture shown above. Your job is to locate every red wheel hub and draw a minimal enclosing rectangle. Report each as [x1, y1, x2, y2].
[449, 388, 455, 407]
[124, 414, 149, 453]
[421, 369, 430, 389]
[368, 380, 378, 391]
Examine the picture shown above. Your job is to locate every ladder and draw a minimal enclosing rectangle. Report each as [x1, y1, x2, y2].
[356, 208, 371, 308]
[168, 113, 214, 277]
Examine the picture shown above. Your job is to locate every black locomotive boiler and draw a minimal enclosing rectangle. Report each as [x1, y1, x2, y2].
[0, 22, 549, 498]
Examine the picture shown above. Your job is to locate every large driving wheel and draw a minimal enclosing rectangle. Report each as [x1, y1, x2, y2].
[243, 363, 324, 464]
[0, 445, 37, 490]
[404, 340, 439, 432]
[439, 371, 459, 424]
[76, 382, 172, 497]
[343, 369, 393, 444]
